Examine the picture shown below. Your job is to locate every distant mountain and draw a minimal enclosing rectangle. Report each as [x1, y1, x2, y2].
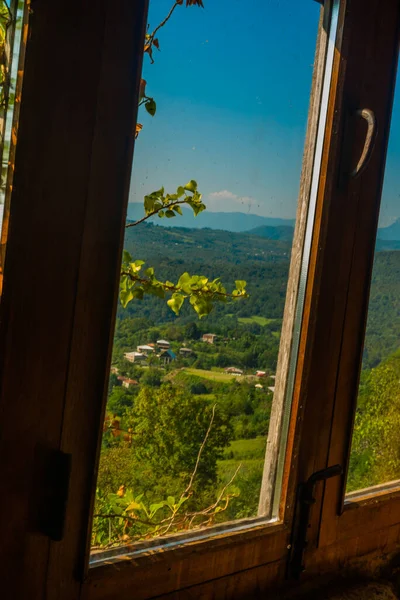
[376, 239, 400, 251]
[377, 218, 400, 241]
[248, 225, 294, 242]
[127, 203, 295, 233]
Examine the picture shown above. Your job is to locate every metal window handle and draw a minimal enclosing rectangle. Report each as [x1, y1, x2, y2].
[350, 108, 377, 179]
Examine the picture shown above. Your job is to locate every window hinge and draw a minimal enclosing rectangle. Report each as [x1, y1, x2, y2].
[31, 447, 72, 542]
[288, 464, 343, 579]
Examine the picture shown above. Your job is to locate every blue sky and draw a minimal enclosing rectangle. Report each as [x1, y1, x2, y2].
[129, 0, 399, 225]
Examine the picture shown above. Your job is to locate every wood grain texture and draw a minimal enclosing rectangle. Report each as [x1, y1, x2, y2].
[320, 0, 400, 549]
[258, 7, 327, 519]
[44, 1, 149, 599]
[0, 1, 146, 598]
[86, 527, 287, 600]
[282, 0, 400, 566]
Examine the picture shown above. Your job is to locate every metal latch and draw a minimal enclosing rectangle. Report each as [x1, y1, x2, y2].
[289, 464, 343, 579]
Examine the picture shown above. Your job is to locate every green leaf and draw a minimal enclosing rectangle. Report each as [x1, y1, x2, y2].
[152, 186, 164, 198]
[167, 293, 184, 315]
[173, 205, 183, 215]
[131, 287, 144, 300]
[183, 180, 197, 193]
[167, 496, 175, 507]
[144, 267, 154, 277]
[146, 283, 165, 299]
[149, 502, 166, 516]
[120, 289, 134, 308]
[177, 272, 192, 293]
[144, 97, 156, 116]
[235, 280, 247, 292]
[126, 500, 141, 512]
[190, 295, 212, 318]
[176, 186, 185, 198]
[130, 260, 145, 273]
[165, 209, 176, 218]
[122, 250, 132, 264]
[144, 195, 155, 214]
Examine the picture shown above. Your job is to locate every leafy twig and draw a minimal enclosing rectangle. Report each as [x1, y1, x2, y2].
[125, 198, 190, 228]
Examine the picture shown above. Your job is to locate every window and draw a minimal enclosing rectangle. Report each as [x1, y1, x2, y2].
[90, 0, 326, 557]
[1, 0, 400, 598]
[0, 0, 27, 296]
[346, 67, 400, 494]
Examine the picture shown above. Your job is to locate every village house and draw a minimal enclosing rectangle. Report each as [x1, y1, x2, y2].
[202, 333, 217, 344]
[137, 344, 155, 355]
[124, 351, 146, 363]
[156, 339, 170, 350]
[179, 347, 193, 357]
[117, 376, 139, 389]
[225, 366, 243, 375]
[159, 349, 176, 365]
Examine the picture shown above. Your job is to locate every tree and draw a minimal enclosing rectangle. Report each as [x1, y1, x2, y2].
[184, 321, 200, 340]
[107, 386, 135, 417]
[141, 368, 163, 388]
[124, 384, 232, 490]
[348, 349, 400, 491]
[120, 1, 248, 319]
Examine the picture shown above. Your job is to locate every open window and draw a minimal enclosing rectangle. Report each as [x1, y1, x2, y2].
[0, 0, 28, 295]
[1, 0, 400, 598]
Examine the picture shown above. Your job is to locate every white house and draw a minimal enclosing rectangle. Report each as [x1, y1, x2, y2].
[124, 351, 146, 363]
[225, 367, 243, 375]
[179, 347, 193, 357]
[156, 339, 170, 350]
[137, 344, 155, 354]
[202, 333, 217, 344]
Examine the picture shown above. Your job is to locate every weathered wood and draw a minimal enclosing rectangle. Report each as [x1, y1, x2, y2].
[136, 561, 286, 600]
[86, 525, 287, 600]
[258, 7, 327, 518]
[43, 1, 149, 599]
[0, 1, 146, 598]
[319, 0, 400, 549]
[280, 0, 400, 565]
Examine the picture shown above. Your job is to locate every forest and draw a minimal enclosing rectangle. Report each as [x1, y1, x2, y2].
[92, 222, 400, 548]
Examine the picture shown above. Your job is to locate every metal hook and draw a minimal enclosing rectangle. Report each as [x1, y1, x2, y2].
[350, 108, 377, 179]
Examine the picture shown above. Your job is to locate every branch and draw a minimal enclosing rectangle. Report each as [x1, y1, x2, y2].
[149, 2, 180, 43]
[93, 513, 155, 527]
[181, 404, 216, 499]
[120, 271, 236, 300]
[145, 1, 204, 64]
[125, 198, 189, 228]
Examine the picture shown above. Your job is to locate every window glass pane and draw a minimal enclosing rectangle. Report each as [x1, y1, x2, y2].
[91, 0, 325, 555]
[347, 65, 400, 493]
[0, 0, 27, 297]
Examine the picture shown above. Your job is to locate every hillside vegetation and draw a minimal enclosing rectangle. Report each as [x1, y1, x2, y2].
[94, 223, 400, 546]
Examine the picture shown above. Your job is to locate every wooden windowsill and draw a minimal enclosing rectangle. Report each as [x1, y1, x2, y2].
[344, 479, 400, 509]
[90, 516, 284, 569]
[86, 519, 289, 600]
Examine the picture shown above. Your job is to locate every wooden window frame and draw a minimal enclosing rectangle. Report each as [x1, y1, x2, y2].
[0, 0, 400, 598]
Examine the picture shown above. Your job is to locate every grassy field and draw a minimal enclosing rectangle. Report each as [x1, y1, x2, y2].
[223, 437, 266, 460]
[238, 316, 276, 326]
[184, 368, 241, 382]
[218, 437, 266, 484]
